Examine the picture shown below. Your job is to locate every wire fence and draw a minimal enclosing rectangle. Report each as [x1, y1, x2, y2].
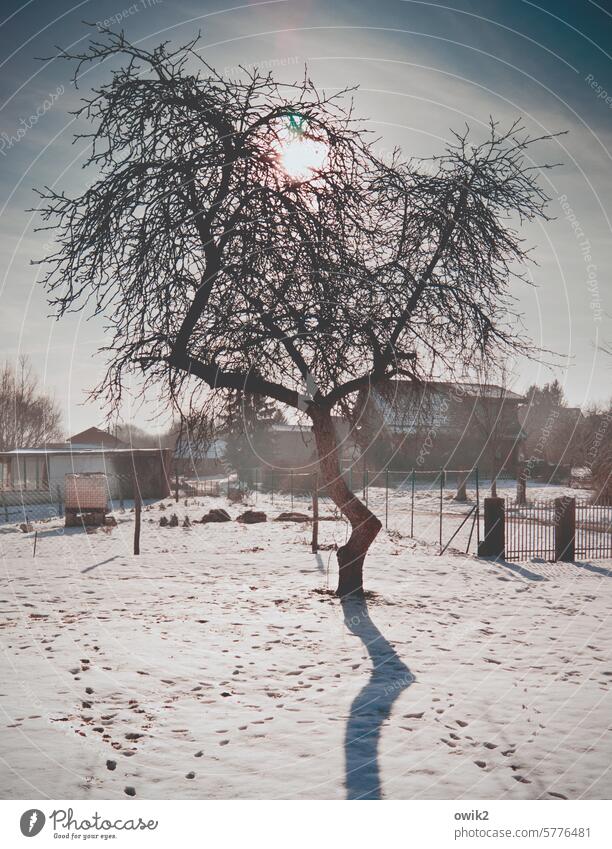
[6, 466, 609, 564]
[0, 473, 158, 526]
[207, 467, 485, 553]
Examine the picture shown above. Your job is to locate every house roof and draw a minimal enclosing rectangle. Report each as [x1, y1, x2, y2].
[67, 426, 128, 448]
[385, 380, 525, 402]
[0, 447, 169, 457]
[366, 379, 525, 436]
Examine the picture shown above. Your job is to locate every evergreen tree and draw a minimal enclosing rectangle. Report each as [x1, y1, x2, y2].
[221, 391, 283, 478]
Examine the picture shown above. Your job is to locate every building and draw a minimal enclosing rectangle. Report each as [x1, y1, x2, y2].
[183, 419, 360, 479]
[0, 427, 172, 506]
[355, 380, 526, 475]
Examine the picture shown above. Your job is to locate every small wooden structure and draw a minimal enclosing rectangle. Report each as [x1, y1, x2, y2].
[64, 473, 108, 527]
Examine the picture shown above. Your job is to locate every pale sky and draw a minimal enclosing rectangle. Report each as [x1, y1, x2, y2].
[0, 0, 611, 434]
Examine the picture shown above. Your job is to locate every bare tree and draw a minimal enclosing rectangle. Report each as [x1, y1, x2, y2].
[0, 356, 63, 450]
[35, 30, 559, 596]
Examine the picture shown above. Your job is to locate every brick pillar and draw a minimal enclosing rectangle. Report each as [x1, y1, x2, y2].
[478, 497, 505, 559]
[554, 496, 575, 562]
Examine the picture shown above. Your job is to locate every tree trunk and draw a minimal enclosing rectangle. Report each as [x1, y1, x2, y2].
[310, 408, 382, 597]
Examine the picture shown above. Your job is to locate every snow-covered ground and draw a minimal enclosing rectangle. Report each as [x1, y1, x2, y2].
[0, 489, 611, 800]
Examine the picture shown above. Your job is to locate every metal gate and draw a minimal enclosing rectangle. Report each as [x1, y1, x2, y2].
[576, 502, 612, 559]
[505, 499, 555, 561]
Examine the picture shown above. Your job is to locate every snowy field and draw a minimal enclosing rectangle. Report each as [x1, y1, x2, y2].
[0, 488, 611, 800]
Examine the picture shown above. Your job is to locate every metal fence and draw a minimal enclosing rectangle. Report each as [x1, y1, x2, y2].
[0, 485, 64, 526]
[0, 474, 155, 526]
[220, 466, 484, 553]
[505, 499, 556, 561]
[491, 497, 612, 562]
[576, 502, 612, 559]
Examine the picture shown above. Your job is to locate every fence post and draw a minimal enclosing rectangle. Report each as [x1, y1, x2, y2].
[311, 473, 319, 553]
[554, 496, 575, 562]
[477, 497, 505, 559]
[290, 470, 294, 510]
[410, 469, 415, 539]
[2, 489, 8, 522]
[174, 470, 179, 503]
[475, 466, 480, 547]
[385, 468, 389, 530]
[133, 473, 141, 556]
[56, 484, 63, 518]
[439, 469, 444, 546]
[254, 467, 258, 503]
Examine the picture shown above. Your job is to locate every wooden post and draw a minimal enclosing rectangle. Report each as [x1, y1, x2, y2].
[311, 473, 319, 554]
[56, 484, 63, 518]
[410, 469, 415, 539]
[439, 469, 444, 546]
[133, 474, 141, 556]
[554, 496, 575, 562]
[478, 497, 505, 559]
[385, 468, 389, 529]
[174, 469, 179, 503]
[475, 466, 480, 547]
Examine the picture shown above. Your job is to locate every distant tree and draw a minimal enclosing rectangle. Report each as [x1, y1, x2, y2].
[220, 391, 282, 477]
[576, 402, 612, 504]
[521, 379, 580, 467]
[36, 31, 560, 596]
[115, 422, 166, 448]
[0, 356, 63, 450]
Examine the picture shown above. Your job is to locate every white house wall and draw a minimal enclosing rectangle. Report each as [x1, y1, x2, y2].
[47, 455, 122, 499]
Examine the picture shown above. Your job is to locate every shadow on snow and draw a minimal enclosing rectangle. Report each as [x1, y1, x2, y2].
[341, 596, 414, 800]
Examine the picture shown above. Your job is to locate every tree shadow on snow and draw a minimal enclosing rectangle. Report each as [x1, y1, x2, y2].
[341, 596, 414, 800]
[489, 557, 548, 582]
[572, 560, 612, 578]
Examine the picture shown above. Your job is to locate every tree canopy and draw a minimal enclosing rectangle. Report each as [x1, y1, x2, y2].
[37, 30, 558, 420]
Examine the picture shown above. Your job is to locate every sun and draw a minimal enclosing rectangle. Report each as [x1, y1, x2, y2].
[273, 114, 328, 181]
